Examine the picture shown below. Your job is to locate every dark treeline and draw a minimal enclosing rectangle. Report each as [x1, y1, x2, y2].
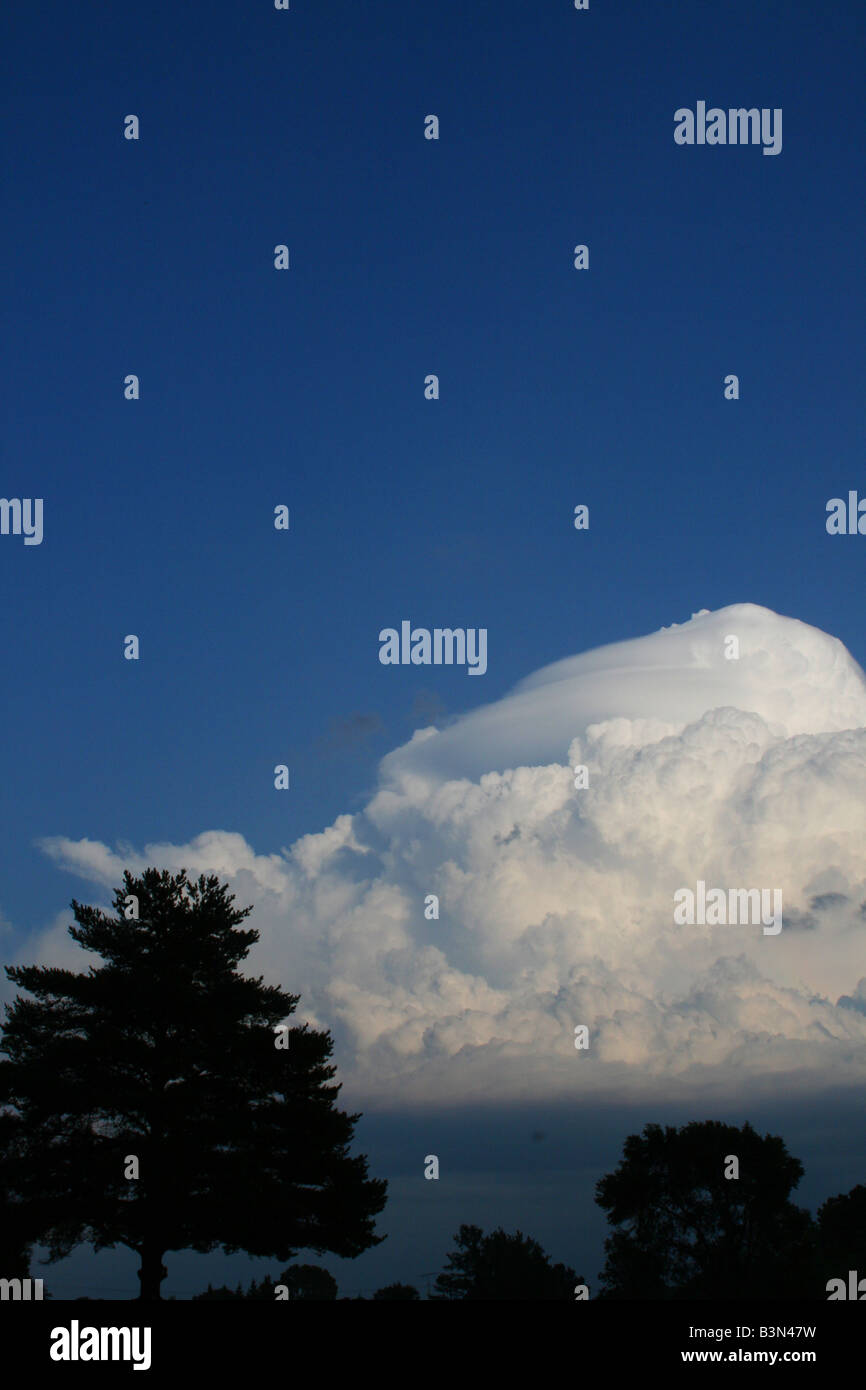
[189, 1155, 866, 1300]
[1, 869, 862, 1300]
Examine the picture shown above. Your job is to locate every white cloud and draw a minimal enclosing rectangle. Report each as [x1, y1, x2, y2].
[27, 604, 866, 1107]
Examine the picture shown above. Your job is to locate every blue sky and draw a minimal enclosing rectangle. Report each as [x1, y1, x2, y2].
[2, 0, 865, 1296]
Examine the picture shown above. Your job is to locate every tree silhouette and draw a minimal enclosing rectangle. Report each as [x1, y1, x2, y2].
[192, 1282, 246, 1300]
[373, 1281, 420, 1299]
[0, 1111, 32, 1279]
[277, 1263, 338, 1299]
[0, 867, 387, 1299]
[595, 1120, 815, 1299]
[817, 1184, 866, 1291]
[431, 1223, 580, 1300]
[192, 1264, 338, 1299]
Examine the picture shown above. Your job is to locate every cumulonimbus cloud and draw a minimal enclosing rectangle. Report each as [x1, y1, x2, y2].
[31, 604, 866, 1107]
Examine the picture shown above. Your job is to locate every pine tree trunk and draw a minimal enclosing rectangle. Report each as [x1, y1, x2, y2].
[137, 1244, 167, 1300]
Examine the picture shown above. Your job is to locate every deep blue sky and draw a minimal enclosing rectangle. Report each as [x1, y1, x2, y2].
[2, 0, 865, 1295]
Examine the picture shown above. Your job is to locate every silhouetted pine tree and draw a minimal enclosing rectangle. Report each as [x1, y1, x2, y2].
[0, 868, 387, 1299]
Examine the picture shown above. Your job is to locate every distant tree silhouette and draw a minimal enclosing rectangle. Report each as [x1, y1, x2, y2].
[817, 1184, 866, 1290]
[431, 1224, 580, 1300]
[595, 1120, 816, 1299]
[277, 1262, 338, 1299]
[373, 1281, 420, 1299]
[192, 1282, 246, 1300]
[193, 1264, 338, 1300]
[0, 1111, 32, 1279]
[0, 868, 387, 1299]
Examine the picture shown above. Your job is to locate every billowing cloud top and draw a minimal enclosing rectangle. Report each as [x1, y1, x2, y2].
[380, 603, 866, 783]
[32, 604, 866, 1108]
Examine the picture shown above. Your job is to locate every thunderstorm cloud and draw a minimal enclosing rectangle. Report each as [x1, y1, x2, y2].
[30, 604, 866, 1108]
